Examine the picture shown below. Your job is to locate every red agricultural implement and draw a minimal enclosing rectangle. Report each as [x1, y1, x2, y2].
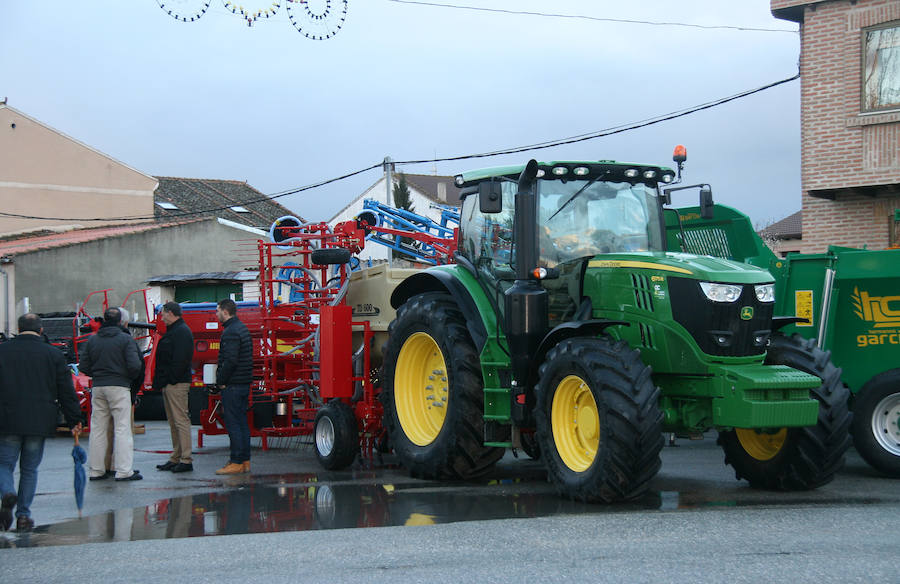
[134, 210, 455, 468]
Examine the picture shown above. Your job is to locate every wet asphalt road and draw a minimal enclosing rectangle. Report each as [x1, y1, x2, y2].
[1, 421, 898, 583]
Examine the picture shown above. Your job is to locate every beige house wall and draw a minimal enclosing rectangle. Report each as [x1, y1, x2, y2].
[11, 219, 261, 314]
[0, 262, 15, 337]
[0, 103, 157, 237]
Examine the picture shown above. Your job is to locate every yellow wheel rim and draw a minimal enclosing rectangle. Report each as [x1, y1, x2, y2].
[736, 427, 788, 461]
[551, 375, 600, 472]
[395, 332, 449, 446]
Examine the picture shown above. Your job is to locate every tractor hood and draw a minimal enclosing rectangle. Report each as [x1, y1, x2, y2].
[585, 252, 774, 284]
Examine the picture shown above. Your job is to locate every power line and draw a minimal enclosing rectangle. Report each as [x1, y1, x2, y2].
[0, 73, 799, 224]
[385, 0, 798, 34]
[394, 73, 800, 163]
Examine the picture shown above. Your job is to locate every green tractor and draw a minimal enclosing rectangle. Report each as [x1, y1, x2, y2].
[381, 154, 851, 502]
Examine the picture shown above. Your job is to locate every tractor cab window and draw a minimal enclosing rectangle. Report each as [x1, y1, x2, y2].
[538, 180, 662, 267]
[459, 181, 518, 288]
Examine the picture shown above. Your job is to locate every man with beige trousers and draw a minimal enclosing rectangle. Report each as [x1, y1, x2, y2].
[153, 301, 195, 473]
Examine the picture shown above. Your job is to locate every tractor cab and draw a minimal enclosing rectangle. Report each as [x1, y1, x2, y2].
[456, 160, 675, 272]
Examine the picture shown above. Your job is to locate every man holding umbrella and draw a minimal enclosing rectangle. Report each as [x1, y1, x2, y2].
[0, 314, 82, 532]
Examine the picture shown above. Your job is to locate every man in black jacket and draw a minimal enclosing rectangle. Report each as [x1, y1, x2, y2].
[80, 307, 143, 482]
[0, 314, 82, 532]
[214, 299, 253, 475]
[153, 302, 194, 473]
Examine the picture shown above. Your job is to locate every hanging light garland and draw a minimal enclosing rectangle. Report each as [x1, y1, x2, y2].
[286, 0, 348, 40]
[154, 0, 348, 38]
[155, 0, 211, 22]
[222, 1, 281, 26]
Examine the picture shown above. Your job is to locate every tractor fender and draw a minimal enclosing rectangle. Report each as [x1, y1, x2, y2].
[531, 319, 630, 384]
[391, 270, 489, 351]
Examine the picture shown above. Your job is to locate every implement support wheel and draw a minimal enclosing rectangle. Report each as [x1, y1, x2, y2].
[314, 399, 359, 470]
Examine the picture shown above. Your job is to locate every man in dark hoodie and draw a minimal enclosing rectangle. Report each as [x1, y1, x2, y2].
[79, 307, 143, 481]
[153, 301, 194, 473]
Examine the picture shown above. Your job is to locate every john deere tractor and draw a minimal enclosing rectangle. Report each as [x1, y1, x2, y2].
[382, 155, 851, 502]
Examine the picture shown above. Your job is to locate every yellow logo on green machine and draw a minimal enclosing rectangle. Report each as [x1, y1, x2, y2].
[852, 287, 900, 347]
[740, 307, 754, 320]
[852, 287, 900, 328]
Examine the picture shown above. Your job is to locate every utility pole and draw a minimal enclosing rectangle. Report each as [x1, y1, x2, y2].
[384, 156, 394, 265]
[384, 156, 394, 207]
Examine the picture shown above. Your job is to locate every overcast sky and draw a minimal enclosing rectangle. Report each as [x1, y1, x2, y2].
[2, 0, 801, 227]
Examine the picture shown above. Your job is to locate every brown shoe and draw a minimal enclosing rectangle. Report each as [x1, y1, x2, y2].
[241, 461, 251, 473]
[215, 462, 245, 475]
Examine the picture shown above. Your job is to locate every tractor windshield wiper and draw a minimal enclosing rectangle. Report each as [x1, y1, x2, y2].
[546, 171, 608, 223]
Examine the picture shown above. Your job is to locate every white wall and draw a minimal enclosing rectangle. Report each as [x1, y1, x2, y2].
[328, 176, 457, 265]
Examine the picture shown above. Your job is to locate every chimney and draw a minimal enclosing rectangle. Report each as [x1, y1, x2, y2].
[437, 182, 447, 202]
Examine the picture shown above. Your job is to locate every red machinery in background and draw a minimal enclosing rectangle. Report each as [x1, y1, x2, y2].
[132, 205, 457, 469]
[138, 216, 394, 467]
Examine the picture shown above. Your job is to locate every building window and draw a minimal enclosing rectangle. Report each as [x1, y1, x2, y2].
[863, 23, 900, 112]
[156, 201, 179, 210]
[230, 206, 250, 213]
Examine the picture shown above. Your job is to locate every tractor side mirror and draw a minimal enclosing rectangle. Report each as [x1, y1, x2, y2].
[479, 181, 503, 214]
[699, 185, 714, 220]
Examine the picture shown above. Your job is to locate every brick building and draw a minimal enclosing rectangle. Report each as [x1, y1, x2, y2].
[772, 0, 900, 251]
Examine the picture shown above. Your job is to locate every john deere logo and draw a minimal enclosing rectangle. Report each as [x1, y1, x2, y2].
[740, 307, 754, 320]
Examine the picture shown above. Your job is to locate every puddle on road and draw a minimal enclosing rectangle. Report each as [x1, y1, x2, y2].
[2, 478, 646, 548]
[1, 476, 891, 548]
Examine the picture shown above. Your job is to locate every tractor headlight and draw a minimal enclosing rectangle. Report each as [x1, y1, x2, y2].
[755, 283, 775, 303]
[699, 282, 742, 303]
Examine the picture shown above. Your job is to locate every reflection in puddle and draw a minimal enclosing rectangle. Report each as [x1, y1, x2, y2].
[1, 479, 889, 548]
[2, 480, 654, 547]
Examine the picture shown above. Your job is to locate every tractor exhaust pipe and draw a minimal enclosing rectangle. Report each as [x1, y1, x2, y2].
[504, 160, 547, 422]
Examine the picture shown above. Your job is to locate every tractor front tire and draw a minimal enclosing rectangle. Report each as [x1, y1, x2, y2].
[314, 399, 359, 470]
[718, 333, 852, 490]
[850, 369, 900, 477]
[382, 292, 503, 479]
[535, 337, 663, 502]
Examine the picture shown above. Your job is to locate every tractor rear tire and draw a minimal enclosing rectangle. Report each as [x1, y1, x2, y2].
[314, 400, 359, 470]
[382, 292, 503, 479]
[850, 369, 900, 477]
[718, 333, 851, 490]
[535, 337, 663, 502]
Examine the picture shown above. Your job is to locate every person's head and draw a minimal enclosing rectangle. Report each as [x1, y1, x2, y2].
[17, 313, 42, 335]
[160, 301, 181, 326]
[216, 298, 237, 324]
[103, 307, 122, 326]
[118, 307, 131, 327]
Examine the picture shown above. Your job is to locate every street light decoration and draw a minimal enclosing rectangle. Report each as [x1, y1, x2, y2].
[286, 0, 348, 40]
[154, 0, 349, 39]
[155, 0, 211, 22]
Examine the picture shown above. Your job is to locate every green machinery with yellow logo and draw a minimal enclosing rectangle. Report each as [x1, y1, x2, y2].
[666, 203, 900, 478]
[381, 155, 851, 502]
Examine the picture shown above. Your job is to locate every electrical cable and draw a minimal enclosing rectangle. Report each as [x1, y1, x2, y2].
[384, 0, 798, 34]
[0, 73, 798, 223]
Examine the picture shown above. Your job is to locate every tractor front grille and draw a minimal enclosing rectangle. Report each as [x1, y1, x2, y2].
[668, 277, 773, 357]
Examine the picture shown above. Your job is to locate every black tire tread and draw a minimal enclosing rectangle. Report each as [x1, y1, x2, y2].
[718, 333, 852, 490]
[383, 292, 503, 480]
[535, 337, 663, 502]
[315, 399, 359, 470]
[850, 368, 900, 477]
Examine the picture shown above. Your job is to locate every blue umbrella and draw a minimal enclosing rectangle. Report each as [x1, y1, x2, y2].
[72, 429, 86, 517]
